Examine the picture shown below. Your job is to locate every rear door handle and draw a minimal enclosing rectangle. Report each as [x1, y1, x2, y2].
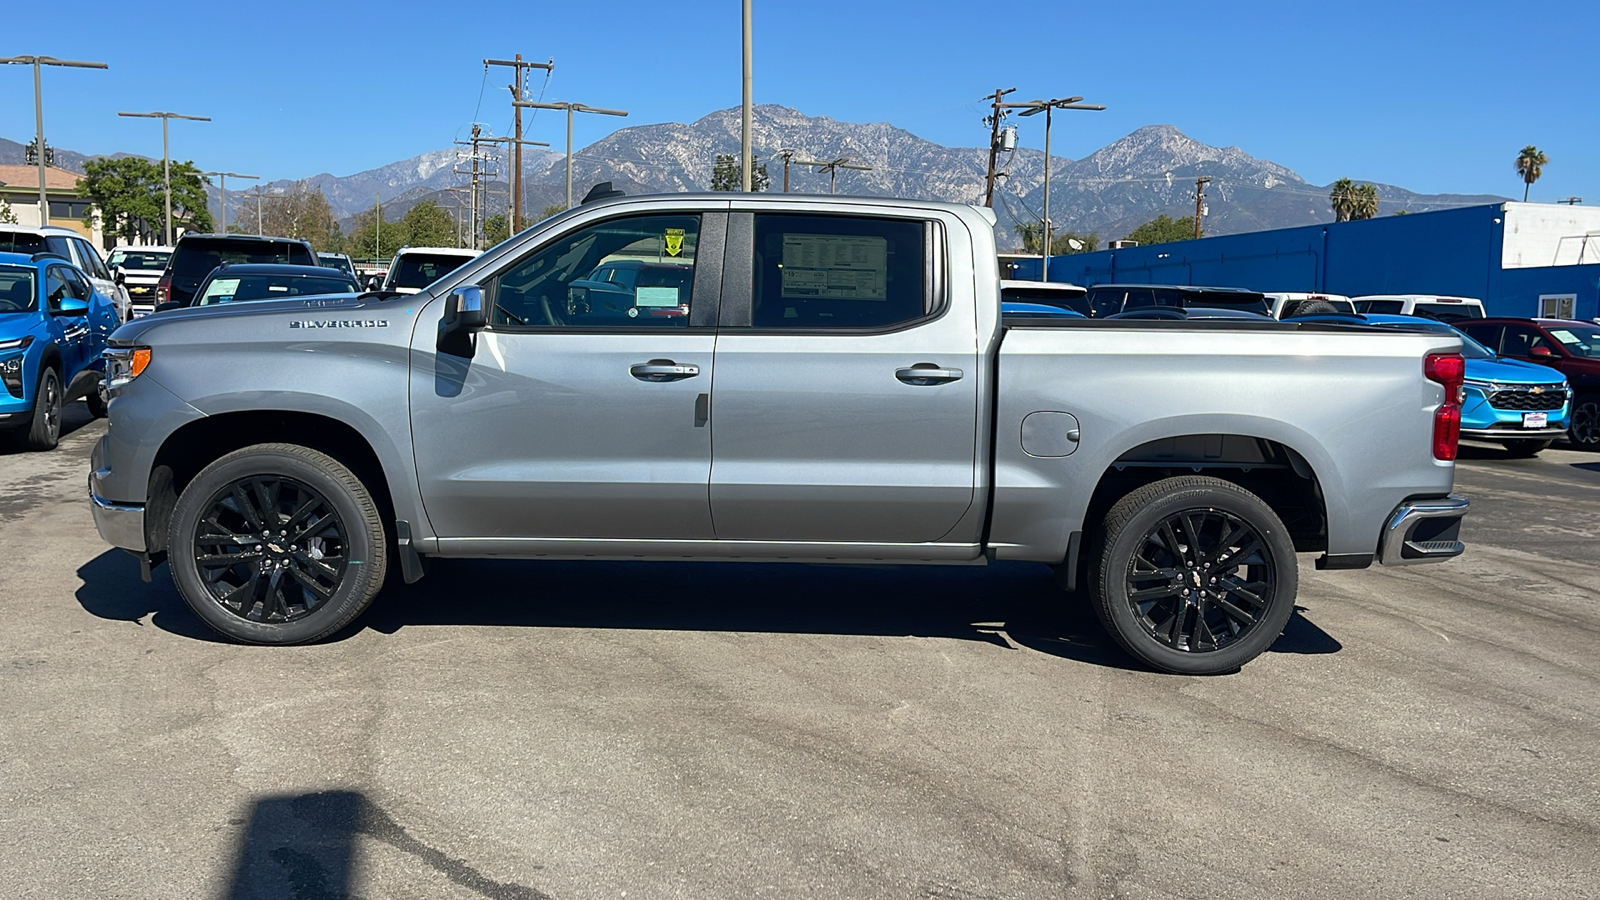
[630, 359, 701, 382]
[896, 364, 964, 386]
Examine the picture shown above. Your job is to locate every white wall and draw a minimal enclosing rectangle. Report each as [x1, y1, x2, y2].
[1501, 202, 1600, 268]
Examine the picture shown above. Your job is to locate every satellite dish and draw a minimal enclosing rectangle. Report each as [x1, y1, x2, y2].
[1067, 238, 1084, 251]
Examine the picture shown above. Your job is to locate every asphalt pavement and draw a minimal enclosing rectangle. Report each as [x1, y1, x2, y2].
[2, 411, 1597, 899]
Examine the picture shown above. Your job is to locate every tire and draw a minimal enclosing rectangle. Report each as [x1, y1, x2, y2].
[22, 366, 62, 451]
[167, 443, 389, 644]
[1091, 476, 1298, 675]
[1499, 439, 1553, 457]
[1570, 394, 1600, 451]
[85, 382, 109, 418]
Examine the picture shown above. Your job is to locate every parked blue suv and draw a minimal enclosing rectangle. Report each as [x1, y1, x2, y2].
[0, 251, 118, 450]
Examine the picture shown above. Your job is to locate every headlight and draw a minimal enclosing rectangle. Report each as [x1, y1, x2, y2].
[103, 346, 152, 391]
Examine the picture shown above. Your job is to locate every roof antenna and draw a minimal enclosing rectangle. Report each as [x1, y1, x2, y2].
[582, 181, 625, 203]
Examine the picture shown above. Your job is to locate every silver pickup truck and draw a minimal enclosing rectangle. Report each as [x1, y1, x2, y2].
[89, 192, 1469, 674]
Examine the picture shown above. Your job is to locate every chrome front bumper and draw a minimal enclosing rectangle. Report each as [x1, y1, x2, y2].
[1378, 494, 1469, 566]
[90, 476, 146, 552]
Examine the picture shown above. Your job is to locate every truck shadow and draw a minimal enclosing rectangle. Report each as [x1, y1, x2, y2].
[73, 552, 1341, 672]
[0, 401, 98, 457]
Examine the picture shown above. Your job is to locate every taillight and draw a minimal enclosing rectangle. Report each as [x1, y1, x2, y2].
[157, 274, 171, 305]
[1424, 352, 1465, 460]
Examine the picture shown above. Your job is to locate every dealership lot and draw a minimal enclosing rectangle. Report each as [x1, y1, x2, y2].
[2, 412, 1597, 899]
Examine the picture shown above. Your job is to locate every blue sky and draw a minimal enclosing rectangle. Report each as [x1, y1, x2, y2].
[5, 0, 1597, 202]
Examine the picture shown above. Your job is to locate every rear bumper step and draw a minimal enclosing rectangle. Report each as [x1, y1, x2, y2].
[1378, 494, 1469, 566]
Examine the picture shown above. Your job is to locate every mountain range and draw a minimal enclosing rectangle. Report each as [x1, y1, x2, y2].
[3, 106, 1508, 249]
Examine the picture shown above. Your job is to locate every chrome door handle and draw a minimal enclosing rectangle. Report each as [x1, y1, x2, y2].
[895, 364, 964, 386]
[630, 359, 700, 382]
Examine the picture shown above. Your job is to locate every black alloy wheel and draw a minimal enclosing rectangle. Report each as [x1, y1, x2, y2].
[23, 367, 62, 451]
[192, 475, 349, 624]
[1123, 508, 1277, 654]
[1092, 476, 1298, 675]
[169, 443, 388, 644]
[1570, 395, 1600, 450]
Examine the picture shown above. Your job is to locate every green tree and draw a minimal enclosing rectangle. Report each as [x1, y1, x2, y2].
[0, 196, 17, 225]
[82, 157, 165, 243]
[169, 162, 213, 234]
[711, 153, 770, 191]
[541, 203, 567, 220]
[1124, 214, 1198, 246]
[1330, 178, 1379, 221]
[1015, 222, 1099, 254]
[347, 206, 407, 261]
[483, 213, 509, 246]
[402, 199, 456, 247]
[1351, 183, 1379, 220]
[1515, 145, 1548, 202]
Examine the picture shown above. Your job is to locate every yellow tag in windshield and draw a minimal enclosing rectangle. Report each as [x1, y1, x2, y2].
[664, 228, 685, 257]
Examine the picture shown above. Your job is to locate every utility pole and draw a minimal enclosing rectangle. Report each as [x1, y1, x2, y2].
[793, 156, 871, 195]
[202, 171, 257, 235]
[479, 134, 551, 229]
[485, 54, 554, 231]
[514, 100, 629, 209]
[1193, 176, 1212, 239]
[1, 56, 109, 226]
[741, 0, 753, 192]
[982, 87, 1017, 207]
[255, 185, 265, 234]
[117, 110, 210, 244]
[455, 125, 501, 249]
[374, 192, 381, 259]
[1006, 96, 1107, 281]
[778, 149, 796, 193]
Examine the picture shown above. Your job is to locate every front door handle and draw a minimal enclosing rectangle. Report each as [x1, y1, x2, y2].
[630, 359, 701, 382]
[896, 364, 964, 386]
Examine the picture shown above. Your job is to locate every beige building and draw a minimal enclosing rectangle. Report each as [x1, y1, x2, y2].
[0, 163, 104, 246]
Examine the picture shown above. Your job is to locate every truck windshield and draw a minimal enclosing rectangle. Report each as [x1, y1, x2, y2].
[198, 274, 358, 305]
[389, 254, 473, 289]
[108, 250, 171, 270]
[1547, 325, 1600, 358]
[0, 265, 37, 312]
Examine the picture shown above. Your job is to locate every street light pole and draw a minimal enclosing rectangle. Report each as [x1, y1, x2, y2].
[1008, 96, 1106, 282]
[117, 111, 210, 244]
[201, 171, 257, 235]
[0, 56, 109, 226]
[514, 100, 629, 209]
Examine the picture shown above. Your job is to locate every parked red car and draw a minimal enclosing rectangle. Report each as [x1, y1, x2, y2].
[1457, 318, 1600, 450]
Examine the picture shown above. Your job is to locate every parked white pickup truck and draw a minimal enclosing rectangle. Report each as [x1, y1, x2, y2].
[90, 190, 1470, 673]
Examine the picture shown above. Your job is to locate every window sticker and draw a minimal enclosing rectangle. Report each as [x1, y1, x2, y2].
[664, 228, 685, 257]
[635, 286, 680, 308]
[780, 234, 887, 300]
[205, 278, 241, 299]
[1550, 329, 1578, 343]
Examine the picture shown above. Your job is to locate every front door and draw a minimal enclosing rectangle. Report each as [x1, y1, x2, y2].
[709, 210, 979, 545]
[411, 211, 724, 541]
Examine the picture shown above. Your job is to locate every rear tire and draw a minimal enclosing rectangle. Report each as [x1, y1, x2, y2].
[1091, 476, 1298, 675]
[1499, 439, 1553, 457]
[167, 443, 388, 644]
[22, 367, 62, 451]
[85, 383, 109, 418]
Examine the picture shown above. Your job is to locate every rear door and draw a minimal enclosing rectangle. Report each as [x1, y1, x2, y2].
[411, 209, 725, 541]
[708, 208, 979, 544]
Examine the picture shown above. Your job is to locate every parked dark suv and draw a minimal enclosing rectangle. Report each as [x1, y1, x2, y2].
[159, 234, 317, 308]
[1457, 317, 1600, 450]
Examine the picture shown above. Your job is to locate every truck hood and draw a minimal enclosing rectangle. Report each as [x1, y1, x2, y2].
[1465, 356, 1569, 386]
[110, 292, 409, 344]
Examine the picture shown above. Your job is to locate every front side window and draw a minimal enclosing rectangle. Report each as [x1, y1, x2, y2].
[44, 266, 74, 311]
[1546, 325, 1600, 359]
[0, 265, 37, 312]
[750, 214, 928, 329]
[60, 267, 93, 302]
[489, 215, 700, 328]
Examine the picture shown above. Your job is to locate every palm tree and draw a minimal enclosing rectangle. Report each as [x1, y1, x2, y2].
[1329, 178, 1357, 222]
[1515, 145, 1548, 202]
[1352, 183, 1380, 220]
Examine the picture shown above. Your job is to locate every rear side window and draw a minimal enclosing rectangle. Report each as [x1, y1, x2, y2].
[1457, 323, 1502, 353]
[1355, 299, 1404, 314]
[0, 231, 47, 254]
[170, 238, 315, 278]
[751, 214, 930, 329]
[1087, 288, 1126, 318]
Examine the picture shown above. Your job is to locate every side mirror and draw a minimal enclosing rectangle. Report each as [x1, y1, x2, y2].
[437, 285, 486, 357]
[566, 284, 591, 317]
[1530, 345, 1556, 358]
[365, 276, 382, 291]
[52, 296, 90, 317]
